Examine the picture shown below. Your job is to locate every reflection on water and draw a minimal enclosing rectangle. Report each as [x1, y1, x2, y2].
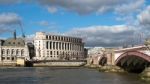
[0, 67, 149, 84]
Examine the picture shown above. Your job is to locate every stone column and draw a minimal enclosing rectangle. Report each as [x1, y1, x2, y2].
[61, 42, 63, 50]
[57, 42, 59, 50]
[51, 41, 53, 50]
[58, 42, 61, 50]
[75, 44, 77, 51]
[66, 43, 68, 50]
[49, 41, 51, 49]
[64, 43, 66, 50]
[106, 53, 112, 65]
[70, 43, 72, 51]
[55, 42, 57, 50]
[68, 43, 70, 51]
[10, 49, 12, 60]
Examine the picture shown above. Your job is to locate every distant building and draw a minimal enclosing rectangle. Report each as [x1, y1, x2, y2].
[0, 31, 30, 64]
[88, 47, 105, 58]
[87, 47, 105, 65]
[33, 32, 85, 60]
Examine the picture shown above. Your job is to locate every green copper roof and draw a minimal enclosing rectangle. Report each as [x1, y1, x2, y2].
[3, 38, 25, 47]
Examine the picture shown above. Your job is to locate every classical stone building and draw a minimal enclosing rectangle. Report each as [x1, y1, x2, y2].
[0, 32, 30, 64]
[34, 32, 85, 60]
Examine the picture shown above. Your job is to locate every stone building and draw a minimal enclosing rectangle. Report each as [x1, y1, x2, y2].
[34, 32, 85, 60]
[0, 31, 30, 64]
[87, 47, 106, 65]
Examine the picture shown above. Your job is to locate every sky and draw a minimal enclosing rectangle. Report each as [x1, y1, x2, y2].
[0, 0, 150, 47]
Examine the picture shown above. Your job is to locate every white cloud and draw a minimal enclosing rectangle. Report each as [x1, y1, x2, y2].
[0, 13, 21, 34]
[0, 13, 21, 25]
[25, 34, 35, 42]
[47, 7, 58, 14]
[115, 0, 145, 14]
[65, 25, 135, 47]
[137, 6, 150, 26]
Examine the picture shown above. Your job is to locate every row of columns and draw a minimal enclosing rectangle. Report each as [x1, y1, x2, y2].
[47, 51, 83, 56]
[46, 35, 81, 43]
[46, 41, 83, 51]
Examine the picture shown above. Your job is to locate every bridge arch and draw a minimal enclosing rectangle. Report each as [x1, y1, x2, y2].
[98, 56, 107, 66]
[115, 51, 150, 64]
[115, 51, 150, 73]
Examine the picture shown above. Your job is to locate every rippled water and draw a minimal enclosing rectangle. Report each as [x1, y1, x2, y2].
[0, 67, 149, 84]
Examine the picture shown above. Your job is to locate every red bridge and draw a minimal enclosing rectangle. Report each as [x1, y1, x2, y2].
[88, 45, 150, 73]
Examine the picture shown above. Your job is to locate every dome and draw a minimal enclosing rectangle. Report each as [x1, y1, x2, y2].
[3, 38, 25, 47]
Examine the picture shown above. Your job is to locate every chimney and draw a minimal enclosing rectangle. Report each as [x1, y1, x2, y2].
[14, 30, 16, 39]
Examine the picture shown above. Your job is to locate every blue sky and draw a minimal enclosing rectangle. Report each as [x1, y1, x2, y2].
[0, 0, 150, 47]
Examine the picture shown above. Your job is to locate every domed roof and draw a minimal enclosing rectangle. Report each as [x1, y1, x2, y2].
[3, 38, 25, 47]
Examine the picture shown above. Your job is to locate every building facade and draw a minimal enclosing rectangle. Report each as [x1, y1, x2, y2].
[0, 37, 30, 63]
[34, 32, 85, 60]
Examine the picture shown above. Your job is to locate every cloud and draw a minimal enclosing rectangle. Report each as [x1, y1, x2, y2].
[135, 5, 150, 38]
[36, 0, 145, 15]
[25, 34, 35, 42]
[115, 0, 145, 14]
[0, 0, 146, 15]
[36, 20, 49, 26]
[137, 6, 150, 26]
[0, 25, 12, 34]
[47, 7, 58, 14]
[35, 20, 58, 28]
[65, 25, 135, 47]
[0, 13, 21, 25]
[0, 13, 21, 34]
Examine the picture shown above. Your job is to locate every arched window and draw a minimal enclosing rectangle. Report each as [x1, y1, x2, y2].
[7, 49, 10, 55]
[16, 49, 19, 55]
[11, 49, 15, 55]
[2, 49, 5, 55]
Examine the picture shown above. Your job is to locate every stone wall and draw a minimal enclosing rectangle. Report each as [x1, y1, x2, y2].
[33, 61, 86, 67]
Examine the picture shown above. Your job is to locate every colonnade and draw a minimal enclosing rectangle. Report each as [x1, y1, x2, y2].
[46, 41, 83, 51]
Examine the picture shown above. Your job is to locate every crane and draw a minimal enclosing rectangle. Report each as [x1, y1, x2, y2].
[18, 21, 25, 38]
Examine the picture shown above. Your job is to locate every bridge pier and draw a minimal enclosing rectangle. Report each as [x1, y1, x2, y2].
[141, 67, 150, 81]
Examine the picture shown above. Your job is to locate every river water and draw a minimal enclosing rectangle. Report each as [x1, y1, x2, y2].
[0, 67, 149, 84]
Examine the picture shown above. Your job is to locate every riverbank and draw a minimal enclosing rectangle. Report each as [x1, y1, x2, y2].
[0, 60, 87, 67]
[86, 64, 150, 81]
[140, 67, 150, 81]
[85, 64, 125, 73]
[33, 61, 86, 67]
